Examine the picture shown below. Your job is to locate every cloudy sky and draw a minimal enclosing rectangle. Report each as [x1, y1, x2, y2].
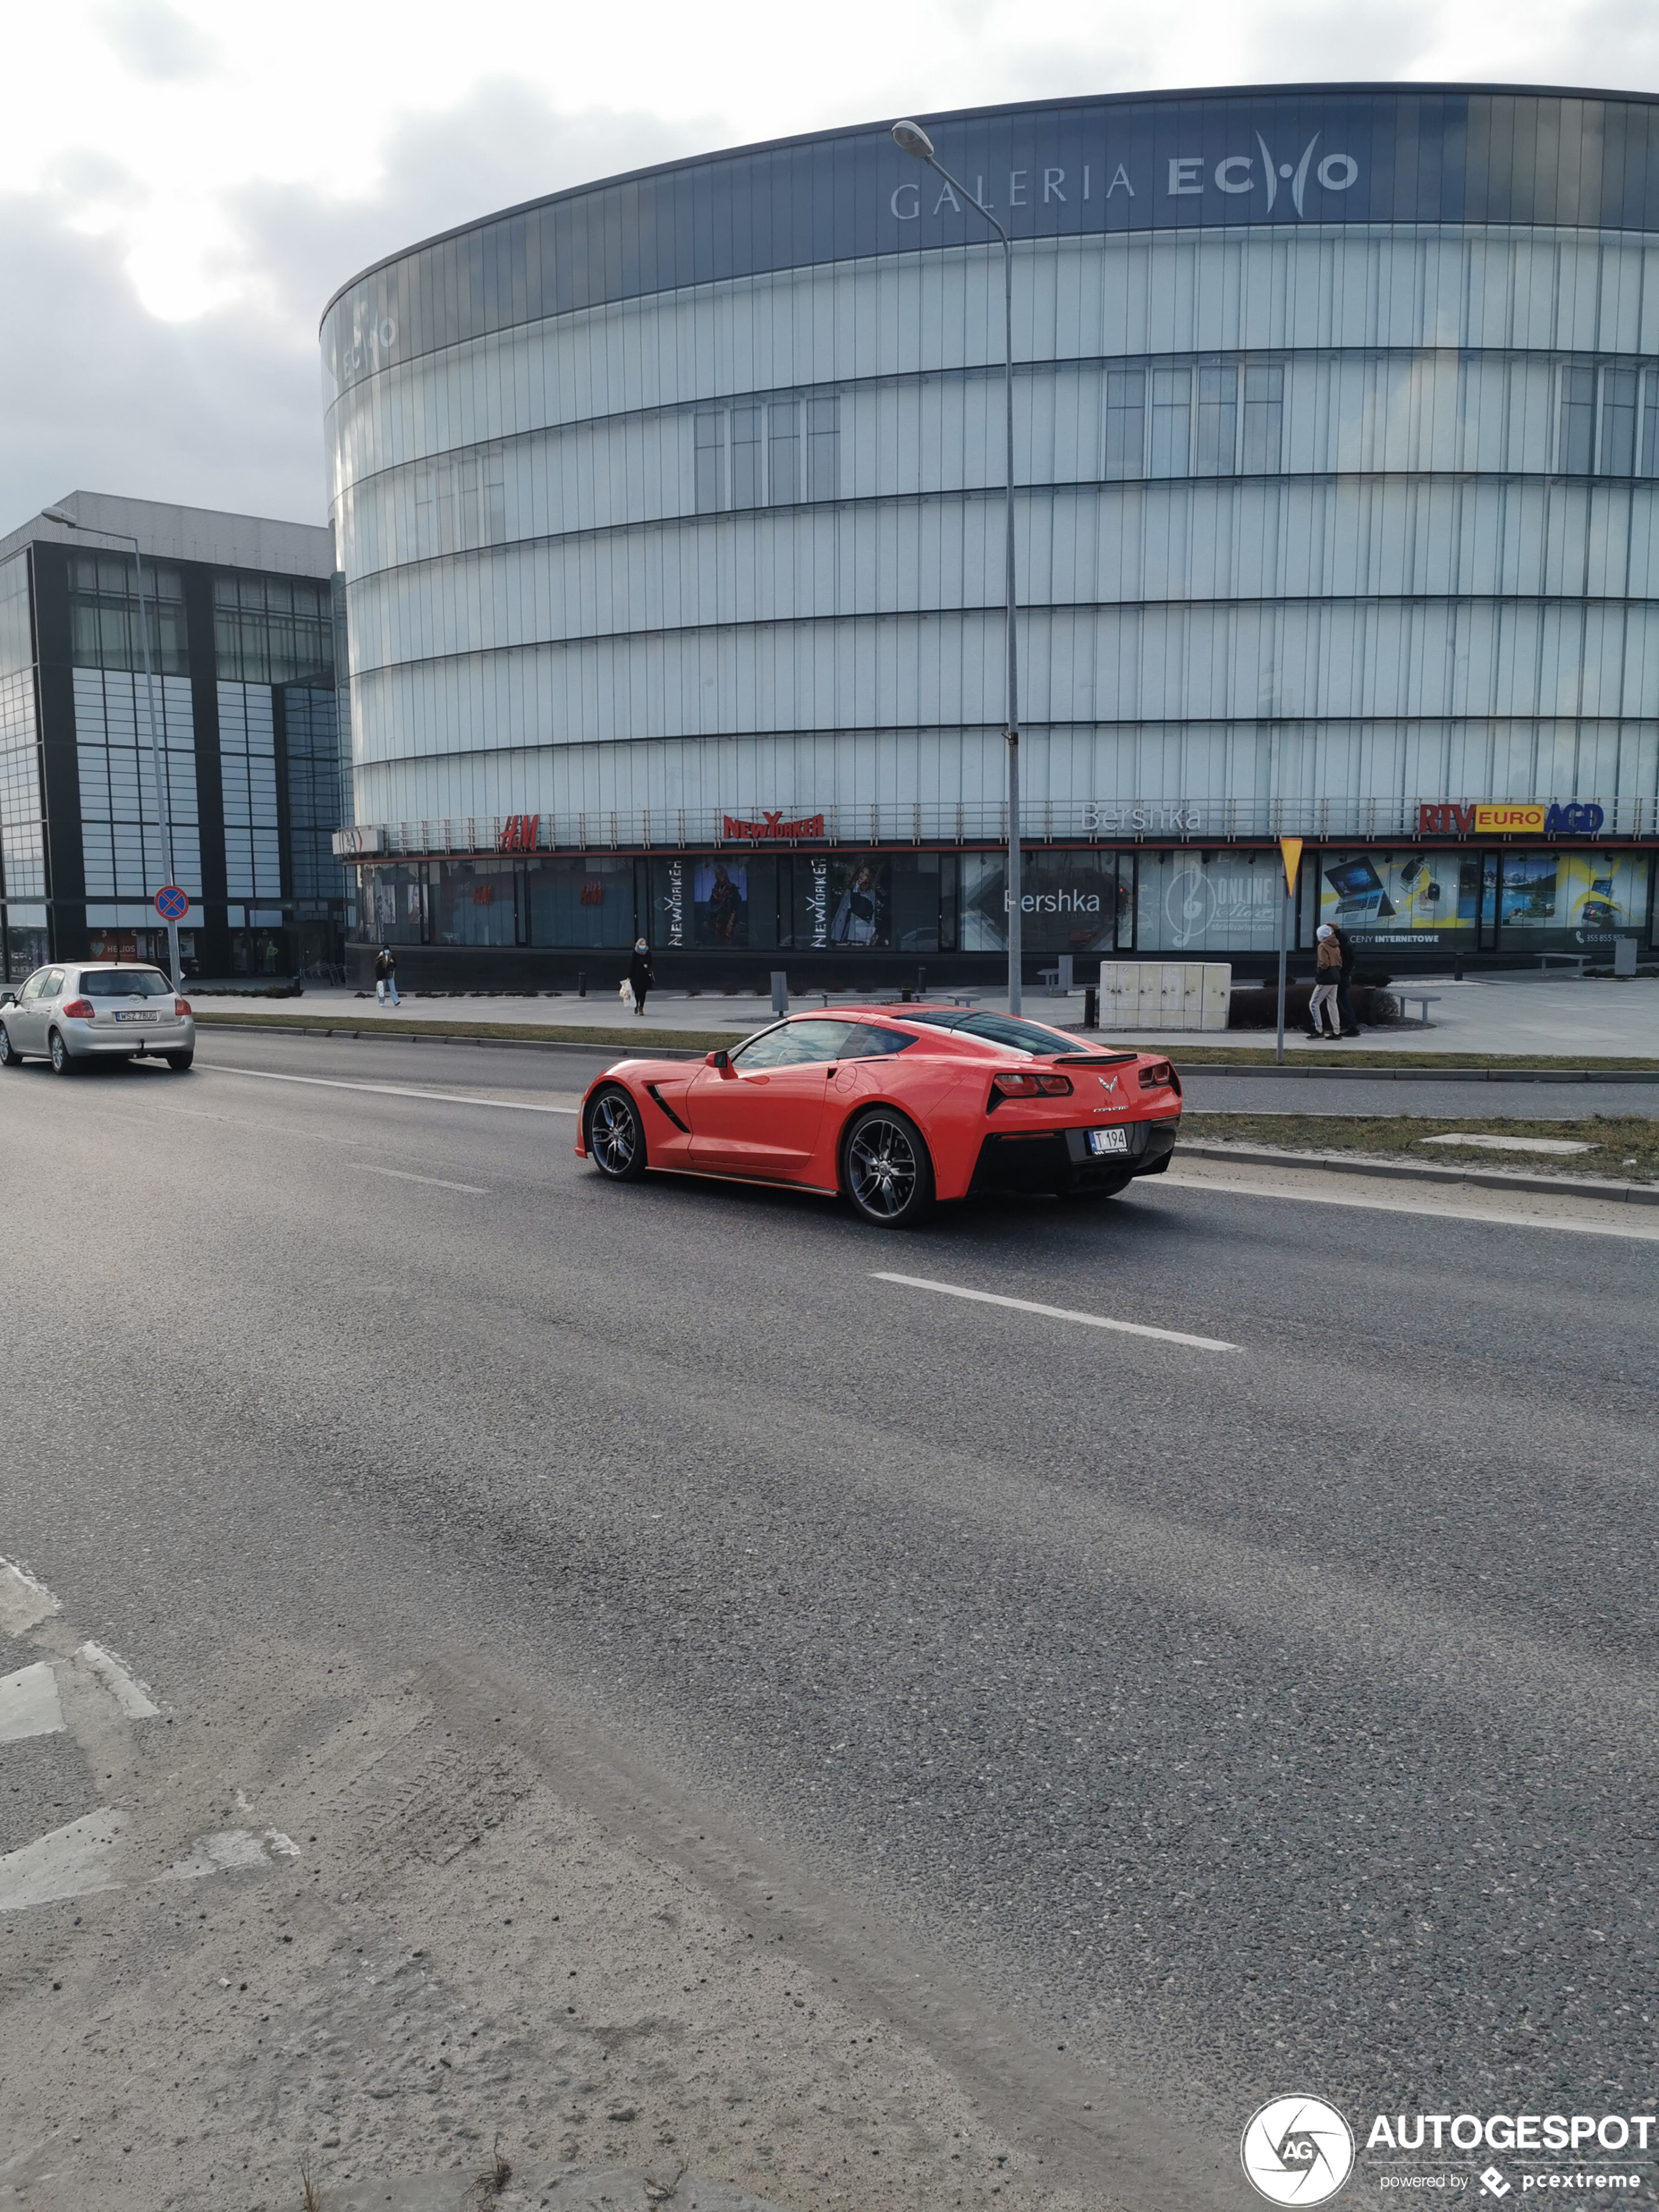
[7, 0, 1658, 533]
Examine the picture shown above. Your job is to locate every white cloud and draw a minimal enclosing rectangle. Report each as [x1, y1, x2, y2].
[1, 0, 1656, 532]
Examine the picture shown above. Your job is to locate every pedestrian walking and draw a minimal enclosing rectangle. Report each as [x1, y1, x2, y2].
[1333, 922, 1361, 1036]
[627, 938, 654, 1018]
[1307, 924, 1343, 1039]
[374, 946, 400, 1007]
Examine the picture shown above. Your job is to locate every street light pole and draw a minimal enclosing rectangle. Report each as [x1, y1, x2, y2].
[891, 121, 1023, 1012]
[41, 509, 181, 985]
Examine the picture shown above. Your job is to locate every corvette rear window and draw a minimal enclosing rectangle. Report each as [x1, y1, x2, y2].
[78, 969, 172, 998]
[957, 1013, 1080, 1056]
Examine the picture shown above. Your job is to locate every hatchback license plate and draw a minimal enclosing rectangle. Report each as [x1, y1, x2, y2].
[114, 1010, 158, 1022]
[1087, 1126, 1129, 1155]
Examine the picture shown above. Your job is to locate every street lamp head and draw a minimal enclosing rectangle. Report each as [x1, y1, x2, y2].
[890, 120, 936, 162]
[40, 508, 76, 528]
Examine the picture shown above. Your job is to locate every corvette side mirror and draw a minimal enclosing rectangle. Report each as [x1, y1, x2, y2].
[706, 1050, 731, 1073]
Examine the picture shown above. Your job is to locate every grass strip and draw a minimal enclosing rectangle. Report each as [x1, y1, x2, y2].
[1181, 1111, 1659, 1183]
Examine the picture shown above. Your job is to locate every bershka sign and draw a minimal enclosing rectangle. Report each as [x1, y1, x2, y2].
[1082, 802, 1201, 833]
[722, 810, 826, 841]
[1417, 802, 1606, 836]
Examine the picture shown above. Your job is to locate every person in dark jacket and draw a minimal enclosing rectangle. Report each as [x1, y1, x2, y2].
[627, 938, 654, 1017]
[374, 946, 399, 1007]
[1333, 923, 1361, 1036]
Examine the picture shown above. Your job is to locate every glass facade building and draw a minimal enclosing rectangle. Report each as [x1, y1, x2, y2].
[0, 494, 345, 981]
[324, 84, 1659, 982]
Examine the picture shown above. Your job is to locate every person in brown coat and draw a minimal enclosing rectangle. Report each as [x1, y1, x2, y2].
[1308, 923, 1344, 1039]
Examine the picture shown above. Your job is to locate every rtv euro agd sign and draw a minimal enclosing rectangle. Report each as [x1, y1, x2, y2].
[1241, 2094, 1654, 2201]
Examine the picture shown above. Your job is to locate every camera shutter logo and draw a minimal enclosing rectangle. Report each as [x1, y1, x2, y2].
[1240, 2096, 1355, 2204]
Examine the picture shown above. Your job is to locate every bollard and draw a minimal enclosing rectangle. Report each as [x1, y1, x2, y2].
[577, 970, 587, 998]
[770, 970, 789, 1015]
[1082, 985, 1099, 1031]
[916, 965, 927, 998]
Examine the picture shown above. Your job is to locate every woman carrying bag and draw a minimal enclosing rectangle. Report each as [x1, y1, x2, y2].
[624, 938, 655, 1018]
[1308, 924, 1344, 1040]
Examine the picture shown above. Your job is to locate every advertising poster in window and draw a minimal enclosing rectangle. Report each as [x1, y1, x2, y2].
[694, 859, 747, 946]
[962, 852, 1127, 954]
[826, 858, 889, 948]
[1136, 852, 1286, 953]
[1317, 853, 1482, 950]
[1498, 852, 1649, 950]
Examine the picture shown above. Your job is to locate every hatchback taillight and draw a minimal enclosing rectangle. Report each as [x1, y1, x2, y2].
[174, 997, 191, 1017]
[992, 1070, 1074, 1097]
[62, 999, 94, 1019]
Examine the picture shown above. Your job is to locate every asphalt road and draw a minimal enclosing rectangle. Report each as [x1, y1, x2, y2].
[3, 1032, 1656, 2205]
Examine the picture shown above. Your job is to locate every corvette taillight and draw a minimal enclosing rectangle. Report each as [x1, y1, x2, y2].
[174, 997, 191, 1017]
[993, 1070, 1073, 1097]
[1139, 1059, 1172, 1089]
[62, 999, 94, 1019]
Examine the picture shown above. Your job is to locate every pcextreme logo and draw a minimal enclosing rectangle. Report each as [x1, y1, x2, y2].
[1242, 2096, 1357, 2204]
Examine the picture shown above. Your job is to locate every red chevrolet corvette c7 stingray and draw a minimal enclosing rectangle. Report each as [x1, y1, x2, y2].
[575, 1004, 1182, 1227]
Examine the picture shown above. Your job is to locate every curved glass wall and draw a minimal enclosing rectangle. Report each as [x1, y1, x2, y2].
[323, 86, 1659, 959]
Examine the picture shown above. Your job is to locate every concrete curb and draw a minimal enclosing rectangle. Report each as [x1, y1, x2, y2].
[1171, 1061, 1659, 1083]
[1178, 1140, 1659, 1204]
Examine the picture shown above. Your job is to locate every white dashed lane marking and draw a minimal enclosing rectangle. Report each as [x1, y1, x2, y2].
[0, 1558, 60, 1635]
[0, 1810, 127, 1912]
[873, 1272, 1239, 1353]
[0, 1662, 66, 1743]
[76, 1641, 159, 1720]
[361, 1164, 489, 1194]
[197, 1063, 579, 1114]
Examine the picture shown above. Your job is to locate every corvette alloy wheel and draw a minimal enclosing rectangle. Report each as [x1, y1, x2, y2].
[846, 1107, 933, 1227]
[588, 1085, 646, 1181]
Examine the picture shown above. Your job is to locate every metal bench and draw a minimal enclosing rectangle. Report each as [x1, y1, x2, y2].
[1535, 952, 1589, 977]
[1395, 991, 1442, 1027]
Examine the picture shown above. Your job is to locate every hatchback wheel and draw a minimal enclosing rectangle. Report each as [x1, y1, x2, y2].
[0, 1025, 17, 1068]
[845, 1106, 934, 1228]
[587, 1085, 646, 1181]
[48, 1029, 75, 1076]
[165, 1050, 194, 1072]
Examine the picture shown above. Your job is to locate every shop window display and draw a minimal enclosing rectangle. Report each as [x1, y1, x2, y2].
[433, 859, 517, 948]
[962, 850, 1128, 954]
[1497, 852, 1649, 950]
[524, 855, 634, 948]
[1136, 851, 1285, 954]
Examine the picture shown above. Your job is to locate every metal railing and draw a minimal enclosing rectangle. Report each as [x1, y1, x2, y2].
[334, 793, 1659, 861]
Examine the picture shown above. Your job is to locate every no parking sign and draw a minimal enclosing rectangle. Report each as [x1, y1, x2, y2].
[154, 886, 189, 923]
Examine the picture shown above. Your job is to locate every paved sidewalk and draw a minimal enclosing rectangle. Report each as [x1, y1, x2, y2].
[195, 974, 1659, 1058]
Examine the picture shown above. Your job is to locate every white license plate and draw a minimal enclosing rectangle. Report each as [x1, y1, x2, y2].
[1087, 1127, 1129, 1156]
[114, 1010, 159, 1022]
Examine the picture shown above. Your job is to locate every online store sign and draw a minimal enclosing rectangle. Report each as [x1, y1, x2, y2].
[1242, 2094, 1656, 2202]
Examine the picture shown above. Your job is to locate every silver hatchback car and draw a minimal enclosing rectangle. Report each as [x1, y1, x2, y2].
[0, 963, 196, 1074]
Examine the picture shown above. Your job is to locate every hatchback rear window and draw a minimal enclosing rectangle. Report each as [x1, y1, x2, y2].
[80, 970, 171, 999]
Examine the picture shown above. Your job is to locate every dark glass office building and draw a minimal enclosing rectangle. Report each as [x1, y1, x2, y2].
[0, 493, 346, 982]
[324, 84, 1659, 984]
